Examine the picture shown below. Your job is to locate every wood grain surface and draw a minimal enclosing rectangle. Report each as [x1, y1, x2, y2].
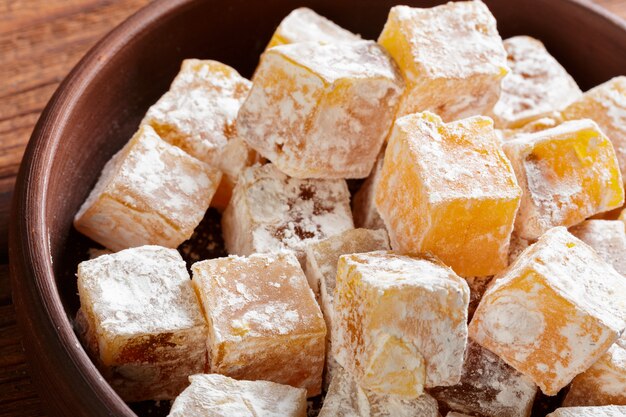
[0, 0, 625, 415]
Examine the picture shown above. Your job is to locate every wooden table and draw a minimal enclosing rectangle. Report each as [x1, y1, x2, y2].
[1, 0, 625, 415]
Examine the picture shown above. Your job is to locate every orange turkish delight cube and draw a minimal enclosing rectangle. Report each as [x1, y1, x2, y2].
[74, 125, 221, 251]
[237, 41, 404, 179]
[375, 111, 521, 277]
[168, 374, 307, 417]
[266, 7, 360, 49]
[378, 1, 508, 121]
[221, 164, 354, 263]
[490, 36, 581, 128]
[332, 251, 470, 398]
[469, 227, 626, 396]
[562, 77, 626, 186]
[141, 59, 251, 166]
[563, 332, 626, 407]
[192, 252, 326, 396]
[503, 119, 624, 240]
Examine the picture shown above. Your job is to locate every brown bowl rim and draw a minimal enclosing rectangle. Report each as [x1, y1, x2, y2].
[8, 0, 626, 416]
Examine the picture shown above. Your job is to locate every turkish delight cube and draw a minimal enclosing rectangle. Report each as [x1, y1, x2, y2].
[76, 246, 207, 401]
[303, 228, 389, 387]
[378, 1, 508, 121]
[333, 251, 470, 398]
[490, 36, 581, 128]
[469, 227, 626, 395]
[375, 111, 521, 277]
[563, 333, 626, 407]
[192, 252, 326, 396]
[237, 40, 404, 179]
[266, 7, 361, 49]
[430, 339, 537, 417]
[74, 125, 221, 251]
[547, 406, 626, 417]
[569, 220, 626, 276]
[221, 163, 354, 263]
[168, 374, 307, 417]
[141, 59, 251, 166]
[562, 77, 626, 186]
[318, 368, 439, 417]
[503, 119, 624, 240]
[352, 150, 387, 231]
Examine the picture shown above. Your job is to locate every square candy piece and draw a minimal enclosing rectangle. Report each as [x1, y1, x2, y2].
[547, 406, 626, 417]
[74, 125, 221, 251]
[237, 40, 404, 179]
[375, 112, 521, 277]
[141, 59, 251, 166]
[490, 36, 581, 128]
[168, 374, 307, 417]
[469, 227, 626, 395]
[303, 228, 390, 387]
[562, 77, 626, 186]
[76, 246, 207, 400]
[569, 220, 626, 276]
[333, 251, 470, 398]
[378, 1, 508, 121]
[352, 150, 387, 231]
[222, 164, 354, 263]
[192, 252, 326, 396]
[431, 339, 537, 417]
[563, 333, 626, 407]
[266, 7, 361, 49]
[318, 368, 439, 417]
[503, 119, 624, 240]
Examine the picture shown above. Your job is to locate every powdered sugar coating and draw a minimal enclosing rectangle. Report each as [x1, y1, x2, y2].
[333, 251, 469, 397]
[168, 374, 307, 417]
[431, 339, 537, 417]
[503, 119, 624, 240]
[141, 59, 251, 166]
[569, 220, 626, 276]
[77, 246, 207, 369]
[238, 41, 404, 179]
[547, 406, 626, 417]
[192, 252, 326, 396]
[266, 7, 361, 49]
[490, 36, 581, 128]
[74, 125, 221, 251]
[562, 76, 626, 186]
[318, 368, 439, 417]
[378, 1, 508, 120]
[222, 164, 354, 263]
[470, 227, 626, 395]
[375, 111, 521, 277]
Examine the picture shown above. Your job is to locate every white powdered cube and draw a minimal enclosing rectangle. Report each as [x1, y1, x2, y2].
[303, 228, 390, 388]
[192, 252, 326, 397]
[76, 246, 207, 401]
[378, 1, 508, 121]
[569, 220, 626, 276]
[547, 406, 626, 417]
[318, 368, 439, 417]
[222, 164, 354, 263]
[237, 40, 404, 179]
[168, 374, 307, 417]
[469, 227, 626, 395]
[352, 151, 387, 231]
[333, 251, 470, 398]
[74, 125, 221, 251]
[141, 59, 251, 166]
[266, 7, 361, 48]
[490, 36, 581, 128]
[430, 339, 537, 417]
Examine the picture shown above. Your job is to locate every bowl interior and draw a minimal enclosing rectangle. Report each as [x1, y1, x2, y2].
[18, 0, 626, 415]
